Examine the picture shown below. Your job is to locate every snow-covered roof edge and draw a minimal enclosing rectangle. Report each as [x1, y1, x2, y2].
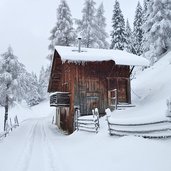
[55, 46, 149, 66]
[49, 91, 70, 96]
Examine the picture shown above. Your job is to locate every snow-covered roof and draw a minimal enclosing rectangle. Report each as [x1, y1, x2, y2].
[55, 46, 149, 66]
[49, 91, 70, 96]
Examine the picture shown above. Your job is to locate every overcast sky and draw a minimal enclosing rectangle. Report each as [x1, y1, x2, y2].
[0, 0, 143, 74]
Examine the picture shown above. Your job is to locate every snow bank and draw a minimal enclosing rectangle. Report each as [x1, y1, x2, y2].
[109, 50, 171, 123]
[1, 115, 171, 171]
[0, 100, 55, 132]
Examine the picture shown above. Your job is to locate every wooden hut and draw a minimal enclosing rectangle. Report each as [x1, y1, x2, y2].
[48, 46, 149, 134]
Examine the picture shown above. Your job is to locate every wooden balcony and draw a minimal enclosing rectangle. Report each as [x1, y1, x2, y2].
[50, 92, 70, 107]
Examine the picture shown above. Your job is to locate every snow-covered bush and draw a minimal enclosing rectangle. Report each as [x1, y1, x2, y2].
[166, 98, 171, 117]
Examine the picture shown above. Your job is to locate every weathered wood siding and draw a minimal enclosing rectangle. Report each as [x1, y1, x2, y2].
[48, 50, 63, 92]
[48, 50, 131, 133]
[59, 61, 130, 116]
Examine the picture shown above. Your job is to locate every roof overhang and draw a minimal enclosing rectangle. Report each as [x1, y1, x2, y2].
[55, 46, 150, 66]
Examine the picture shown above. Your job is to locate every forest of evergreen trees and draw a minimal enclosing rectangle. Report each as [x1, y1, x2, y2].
[0, 47, 50, 108]
[0, 46, 50, 129]
[48, 0, 171, 64]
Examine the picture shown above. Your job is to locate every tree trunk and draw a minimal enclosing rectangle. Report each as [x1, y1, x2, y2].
[4, 95, 8, 131]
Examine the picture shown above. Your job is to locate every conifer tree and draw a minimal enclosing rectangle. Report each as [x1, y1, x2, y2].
[142, 0, 149, 24]
[143, 0, 171, 64]
[125, 19, 133, 53]
[48, 26, 58, 53]
[94, 3, 109, 49]
[38, 66, 50, 101]
[76, 0, 97, 48]
[110, 0, 126, 50]
[132, 1, 143, 56]
[25, 72, 40, 106]
[0, 46, 26, 130]
[48, 0, 76, 60]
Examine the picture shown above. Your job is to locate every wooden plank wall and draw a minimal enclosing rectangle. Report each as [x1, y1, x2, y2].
[61, 61, 131, 116]
[49, 56, 131, 133]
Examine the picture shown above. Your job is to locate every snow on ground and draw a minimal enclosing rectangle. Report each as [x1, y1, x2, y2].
[0, 51, 171, 171]
[0, 100, 55, 132]
[0, 116, 171, 171]
[109, 50, 171, 124]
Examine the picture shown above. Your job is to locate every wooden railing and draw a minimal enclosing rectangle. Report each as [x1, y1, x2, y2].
[106, 112, 171, 139]
[75, 108, 100, 133]
[0, 115, 19, 139]
[50, 93, 57, 106]
[50, 92, 70, 107]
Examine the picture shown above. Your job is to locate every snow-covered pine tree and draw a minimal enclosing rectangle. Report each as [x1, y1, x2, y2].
[38, 66, 46, 101]
[132, 1, 143, 56]
[94, 3, 109, 49]
[48, 0, 76, 60]
[38, 66, 50, 101]
[76, 0, 97, 48]
[142, 0, 150, 24]
[25, 72, 40, 106]
[110, 0, 126, 50]
[17, 71, 41, 107]
[125, 19, 133, 53]
[48, 26, 58, 59]
[0, 46, 26, 130]
[143, 0, 171, 64]
[142, 0, 151, 54]
[55, 0, 76, 46]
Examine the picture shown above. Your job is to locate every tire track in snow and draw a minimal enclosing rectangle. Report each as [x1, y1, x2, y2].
[14, 118, 66, 171]
[15, 120, 39, 171]
[41, 121, 59, 171]
[42, 119, 70, 171]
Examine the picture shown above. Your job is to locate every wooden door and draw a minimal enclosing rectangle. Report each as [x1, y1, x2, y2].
[118, 79, 128, 103]
[107, 78, 128, 103]
[86, 92, 100, 114]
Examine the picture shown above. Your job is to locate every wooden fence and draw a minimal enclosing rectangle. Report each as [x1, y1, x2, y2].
[0, 115, 19, 139]
[75, 108, 100, 133]
[106, 115, 171, 139]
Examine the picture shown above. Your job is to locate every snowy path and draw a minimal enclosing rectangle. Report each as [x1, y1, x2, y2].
[0, 117, 63, 171]
[0, 116, 171, 171]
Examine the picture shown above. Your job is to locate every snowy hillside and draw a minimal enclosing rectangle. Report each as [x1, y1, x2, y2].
[109, 50, 171, 123]
[132, 51, 171, 116]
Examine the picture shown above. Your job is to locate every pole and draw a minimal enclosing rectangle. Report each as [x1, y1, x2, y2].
[4, 95, 8, 131]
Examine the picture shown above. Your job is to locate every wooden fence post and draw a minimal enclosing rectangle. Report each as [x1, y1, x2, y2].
[10, 118, 13, 131]
[14, 115, 19, 126]
[52, 116, 54, 124]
